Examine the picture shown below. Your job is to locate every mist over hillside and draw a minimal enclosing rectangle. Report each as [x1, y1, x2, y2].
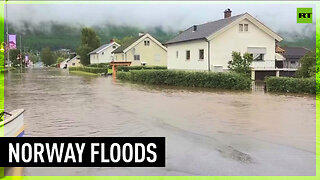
[7, 21, 316, 52]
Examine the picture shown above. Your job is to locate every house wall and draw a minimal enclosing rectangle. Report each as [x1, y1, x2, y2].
[167, 18, 277, 71]
[210, 19, 276, 71]
[90, 43, 120, 64]
[60, 59, 69, 69]
[167, 39, 209, 71]
[114, 37, 167, 66]
[114, 53, 125, 62]
[67, 58, 82, 68]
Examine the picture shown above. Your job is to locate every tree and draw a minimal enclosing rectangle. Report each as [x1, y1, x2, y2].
[296, 50, 316, 78]
[228, 51, 253, 77]
[9, 49, 21, 67]
[114, 36, 135, 45]
[56, 57, 65, 64]
[41, 47, 55, 66]
[77, 28, 100, 66]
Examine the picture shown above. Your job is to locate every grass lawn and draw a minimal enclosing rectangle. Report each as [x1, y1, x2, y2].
[69, 71, 99, 76]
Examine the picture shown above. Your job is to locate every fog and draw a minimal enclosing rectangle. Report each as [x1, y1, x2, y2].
[7, 3, 316, 33]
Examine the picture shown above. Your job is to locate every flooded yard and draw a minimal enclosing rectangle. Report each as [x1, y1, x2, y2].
[4, 68, 316, 176]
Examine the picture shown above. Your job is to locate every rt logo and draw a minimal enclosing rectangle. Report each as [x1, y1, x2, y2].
[297, 8, 312, 23]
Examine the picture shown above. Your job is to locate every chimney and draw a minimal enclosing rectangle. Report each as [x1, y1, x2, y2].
[110, 39, 114, 43]
[139, 32, 145, 36]
[224, 8, 232, 18]
[193, 25, 197, 32]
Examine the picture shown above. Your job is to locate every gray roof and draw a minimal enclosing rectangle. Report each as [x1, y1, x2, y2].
[283, 47, 309, 60]
[88, 43, 111, 55]
[166, 13, 245, 44]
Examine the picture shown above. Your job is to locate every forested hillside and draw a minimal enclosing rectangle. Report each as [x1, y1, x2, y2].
[7, 21, 316, 52]
[7, 21, 177, 51]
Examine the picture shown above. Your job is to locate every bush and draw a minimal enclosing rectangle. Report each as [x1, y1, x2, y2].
[69, 66, 108, 74]
[117, 70, 251, 90]
[87, 63, 110, 68]
[228, 51, 253, 77]
[266, 76, 316, 94]
[117, 66, 167, 72]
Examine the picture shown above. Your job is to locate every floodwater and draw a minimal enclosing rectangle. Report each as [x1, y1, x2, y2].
[4, 68, 316, 176]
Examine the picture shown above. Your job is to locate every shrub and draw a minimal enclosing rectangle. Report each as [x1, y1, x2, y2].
[228, 51, 253, 77]
[296, 50, 316, 78]
[69, 66, 108, 74]
[117, 66, 167, 72]
[117, 70, 251, 90]
[266, 76, 316, 94]
[87, 63, 110, 68]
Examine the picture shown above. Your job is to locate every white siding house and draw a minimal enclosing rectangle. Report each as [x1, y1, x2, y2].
[89, 42, 120, 64]
[60, 56, 81, 69]
[112, 33, 167, 66]
[166, 10, 283, 72]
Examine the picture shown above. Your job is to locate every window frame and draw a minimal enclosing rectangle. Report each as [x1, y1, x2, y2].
[144, 40, 150, 46]
[239, 24, 249, 32]
[239, 24, 244, 32]
[251, 53, 264, 61]
[244, 24, 249, 32]
[186, 50, 190, 60]
[199, 49, 204, 60]
[134, 54, 140, 61]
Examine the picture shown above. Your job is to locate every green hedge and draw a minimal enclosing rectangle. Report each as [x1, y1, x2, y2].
[87, 63, 110, 68]
[69, 66, 108, 74]
[117, 70, 251, 90]
[266, 76, 316, 94]
[117, 66, 167, 72]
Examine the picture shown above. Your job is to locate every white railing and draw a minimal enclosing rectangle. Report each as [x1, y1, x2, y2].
[251, 60, 298, 70]
[251, 60, 276, 70]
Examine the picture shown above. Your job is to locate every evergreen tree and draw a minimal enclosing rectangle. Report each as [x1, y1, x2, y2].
[77, 28, 100, 65]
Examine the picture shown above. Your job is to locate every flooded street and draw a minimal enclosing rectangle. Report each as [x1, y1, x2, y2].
[4, 68, 316, 176]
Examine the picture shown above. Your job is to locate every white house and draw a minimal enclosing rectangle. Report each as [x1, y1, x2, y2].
[59, 58, 69, 69]
[60, 56, 81, 69]
[166, 9, 283, 72]
[112, 33, 167, 66]
[89, 41, 120, 64]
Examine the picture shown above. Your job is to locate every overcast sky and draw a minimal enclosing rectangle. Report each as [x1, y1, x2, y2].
[7, 3, 316, 32]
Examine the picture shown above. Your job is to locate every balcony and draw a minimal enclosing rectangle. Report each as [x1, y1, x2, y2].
[251, 60, 297, 70]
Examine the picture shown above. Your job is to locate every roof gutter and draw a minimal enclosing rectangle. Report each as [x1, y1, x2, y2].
[206, 39, 211, 72]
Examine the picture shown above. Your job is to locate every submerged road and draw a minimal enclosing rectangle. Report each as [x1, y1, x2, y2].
[4, 68, 316, 176]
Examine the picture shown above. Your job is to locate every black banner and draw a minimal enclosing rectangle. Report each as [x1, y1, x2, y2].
[0, 137, 165, 167]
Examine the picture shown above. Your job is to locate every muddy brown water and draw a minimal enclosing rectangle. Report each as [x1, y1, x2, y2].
[4, 68, 316, 176]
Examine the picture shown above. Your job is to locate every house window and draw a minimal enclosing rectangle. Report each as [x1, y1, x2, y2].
[244, 24, 249, 31]
[176, 51, 179, 58]
[144, 40, 150, 46]
[134, 55, 140, 61]
[251, 53, 264, 61]
[186, 50, 190, 60]
[72, 63, 75, 66]
[290, 61, 296, 64]
[102, 52, 104, 55]
[239, 24, 248, 32]
[113, 45, 117, 49]
[199, 49, 204, 60]
[239, 24, 243, 32]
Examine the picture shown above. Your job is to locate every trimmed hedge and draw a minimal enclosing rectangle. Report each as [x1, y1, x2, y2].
[69, 66, 108, 74]
[117, 70, 251, 90]
[117, 66, 167, 72]
[266, 76, 316, 94]
[87, 63, 110, 68]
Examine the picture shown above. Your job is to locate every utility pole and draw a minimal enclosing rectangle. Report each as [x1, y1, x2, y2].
[20, 35, 22, 72]
[6, 1, 9, 67]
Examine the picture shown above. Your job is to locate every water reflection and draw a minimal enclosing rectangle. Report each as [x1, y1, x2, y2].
[4, 68, 316, 176]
